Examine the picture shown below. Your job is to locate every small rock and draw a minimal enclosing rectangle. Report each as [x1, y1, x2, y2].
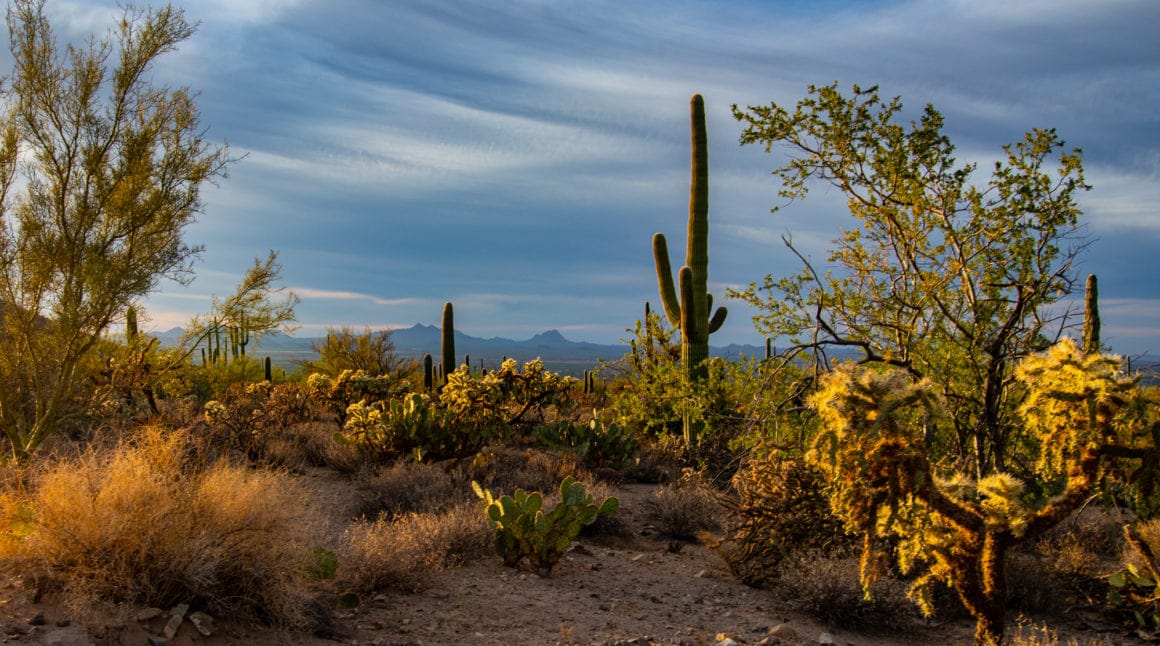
[147, 636, 169, 646]
[136, 608, 164, 622]
[817, 632, 834, 644]
[162, 614, 183, 640]
[55, 619, 71, 627]
[693, 569, 706, 578]
[715, 639, 739, 646]
[28, 612, 46, 626]
[43, 626, 92, 646]
[765, 623, 798, 641]
[188, 611, 213, 637]
[426, 590, 450, 599]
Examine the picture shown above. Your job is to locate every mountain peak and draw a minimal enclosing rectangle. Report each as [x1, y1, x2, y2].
[531, 329, 566, 343]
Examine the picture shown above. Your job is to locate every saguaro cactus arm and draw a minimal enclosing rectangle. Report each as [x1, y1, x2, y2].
[653, 233, 682, 327]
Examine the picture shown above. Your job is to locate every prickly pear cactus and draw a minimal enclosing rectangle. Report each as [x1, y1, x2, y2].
[473, 476, 619, 576]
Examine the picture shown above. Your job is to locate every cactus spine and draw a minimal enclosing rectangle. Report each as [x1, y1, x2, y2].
[1083, 274, 1100, 354]
[441, 302, 456, 383]
[653, 93, 728, 441]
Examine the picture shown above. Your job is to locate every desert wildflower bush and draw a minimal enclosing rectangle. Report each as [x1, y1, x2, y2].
[0, 426, 328, 629]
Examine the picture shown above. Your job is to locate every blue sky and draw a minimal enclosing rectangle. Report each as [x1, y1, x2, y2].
[30, 0, 1160, 356]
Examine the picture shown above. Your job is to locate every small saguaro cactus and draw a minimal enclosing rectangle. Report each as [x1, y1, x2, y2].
[441, 302, 455, 383]
[423, 353, 434, 391]
[125, 306, 138, 342]
[653, 93, 728, 441]
[264, 356, 272, 382]
[1083, 273, 1100, 354]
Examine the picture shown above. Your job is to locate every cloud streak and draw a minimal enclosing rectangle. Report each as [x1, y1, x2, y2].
[36, 0, 1156, 354]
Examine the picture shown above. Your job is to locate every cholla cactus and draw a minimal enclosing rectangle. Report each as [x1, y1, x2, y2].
[805, 340, 1157, 646]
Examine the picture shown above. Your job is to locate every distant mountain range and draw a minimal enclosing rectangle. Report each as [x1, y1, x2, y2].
[148, 324, 769, 376]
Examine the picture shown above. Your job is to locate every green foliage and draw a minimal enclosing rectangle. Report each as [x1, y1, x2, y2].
[0, 1, 231, 459]
[531, 411, 639, 471]
[335, 393, 472, 462]
[472, 477, 618, 576]
[441, 358, 576, 429]
[300, 326, 417, 381]
[733, 82, 1090, 477]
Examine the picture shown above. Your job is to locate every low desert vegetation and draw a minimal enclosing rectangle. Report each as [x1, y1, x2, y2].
[0, 4, 1157, 645]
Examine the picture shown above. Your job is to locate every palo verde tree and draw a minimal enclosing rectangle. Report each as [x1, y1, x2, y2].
[181, 251, 298, 366]
[0, 1, 230, 459]
[300, 326, 418, 381]
[732, 83, 1089, 477]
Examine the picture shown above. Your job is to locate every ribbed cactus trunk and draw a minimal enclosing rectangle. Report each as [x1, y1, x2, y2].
[441, 302, 455, 383]
[652, 93, 728, 443]
[125, 306, 138, 342]
[1083, 274, 1100, 354]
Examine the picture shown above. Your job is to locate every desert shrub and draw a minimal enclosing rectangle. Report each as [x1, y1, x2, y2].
[768, 550, 917, 633]
[646, 469, 722, 540]
[625, 434, 686, 484]
[467, 446, 591, 495]
[355, 460, 467, 519]
[201, 381, 314, 461]
[0, 425, 325, 628]
[338, 503, 491, 594]
[260, 420, 364, 471]
[723, 447, 850, 587]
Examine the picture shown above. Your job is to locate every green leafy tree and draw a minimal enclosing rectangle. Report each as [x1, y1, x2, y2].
[301, 326, 418, 381]
[0, 1, 230, 459]
[732, 83, 1090, 476]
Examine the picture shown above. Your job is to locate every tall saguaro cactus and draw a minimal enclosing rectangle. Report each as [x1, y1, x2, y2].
[653, 93, 728, 442]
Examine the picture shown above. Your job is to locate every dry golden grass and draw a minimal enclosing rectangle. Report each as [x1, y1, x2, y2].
[337, 503, 491, 594]
[0, 424, 325, 629]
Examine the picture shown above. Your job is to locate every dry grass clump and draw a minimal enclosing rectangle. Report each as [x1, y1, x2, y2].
[768, 550, 917, 633]
[338, 503, 491, 594]
[355, 460, 467, 519]
[0, 425, 325, 629]
[646, 469, 722, 540]
[469, 446, 591, 495]
[261, 420, 364, 472]
[1034, 507, 1124, 579]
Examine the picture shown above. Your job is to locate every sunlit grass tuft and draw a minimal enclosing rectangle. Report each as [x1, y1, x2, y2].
[0, 425, 325, 629]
